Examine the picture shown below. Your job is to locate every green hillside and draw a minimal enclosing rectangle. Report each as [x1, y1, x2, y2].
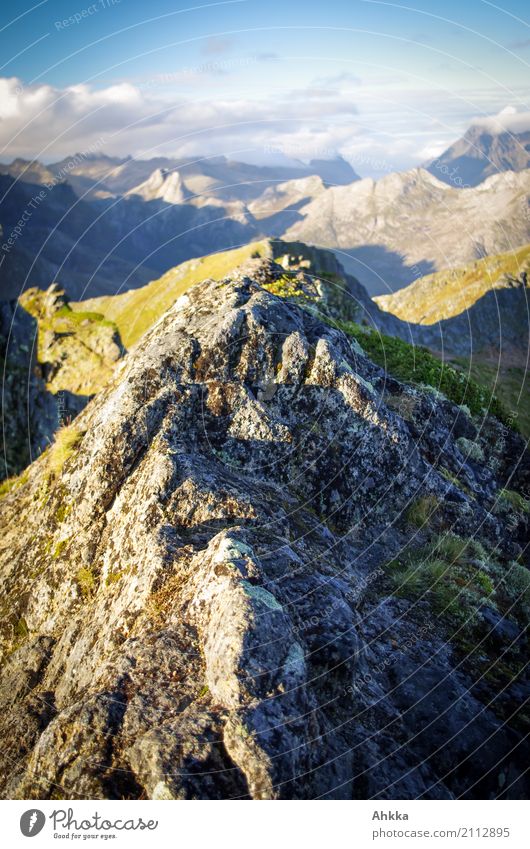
[75, 241, 272, 349]
[375, 243, 530, 325]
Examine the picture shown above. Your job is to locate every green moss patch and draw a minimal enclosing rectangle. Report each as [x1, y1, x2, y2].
[262, 273, 317, 300]
[77, 566, 96, 598]
[0, 469, 29, 499]
[405, 495, 440, 528]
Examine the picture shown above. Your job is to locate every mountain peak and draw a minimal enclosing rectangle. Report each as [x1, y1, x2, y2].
[425, 124, 530, 187]
[126, 166, 192, 204]
[306, 154, 360, 185]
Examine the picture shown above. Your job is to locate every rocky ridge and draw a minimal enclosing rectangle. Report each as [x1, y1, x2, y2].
[0, 267, 528, 799]
[125, 168, 192, 205]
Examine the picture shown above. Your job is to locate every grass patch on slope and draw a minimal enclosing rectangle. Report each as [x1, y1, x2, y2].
[405, 495, 440, 528]
[335, 321, 513, 426]
[0, 469, 29, 500]
[47, 424, 84, 477]
[388, 533, 530, 630]
[388, 533, 495, 621]
[54, 305, 115, 327]
[387, 533, 530, 718]
[497, 488, 530, 514]
[75, 241, 271, 348]
[450, 359, 530, 438]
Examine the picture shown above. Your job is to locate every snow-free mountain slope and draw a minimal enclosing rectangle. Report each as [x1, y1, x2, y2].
[375, 243, 530, 325]
[426, 125, 530, 188]
[2, 155, 529, 300]
[282, 168, 530, 294]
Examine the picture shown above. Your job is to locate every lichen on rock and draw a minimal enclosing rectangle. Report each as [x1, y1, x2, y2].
[0, 272, 528, 800]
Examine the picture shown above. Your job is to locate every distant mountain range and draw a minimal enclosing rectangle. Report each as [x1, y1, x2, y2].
[279, 168, 530, 294]
[1, 152, 529, 300]
[3, 153, 359, 201]
[426, 125, 530, 188]
[0, 154, 357, 299]
[0, 174, 158, 300]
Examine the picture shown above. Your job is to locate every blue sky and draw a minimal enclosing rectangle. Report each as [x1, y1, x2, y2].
[0, 0, 529, 172]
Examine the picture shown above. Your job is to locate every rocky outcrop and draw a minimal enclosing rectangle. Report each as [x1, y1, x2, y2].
[0, 300, 57, 478]
[20, 283, 125, 398]
[0, 271, 528, 799]
[0, 284, 125, 481]
[268, 239, 409, 335]
[126, 168, 192, 205]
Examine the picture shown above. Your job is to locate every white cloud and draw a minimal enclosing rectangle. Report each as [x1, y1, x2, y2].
[202, 36, 234, 55]
[312, 71, 362, 88]
[417, 140, 453, 161]
[0, 77, 152, 159]
[2, 75, 522, 177]
[471, 105, 530, 135]
[0, 75, 363, 163]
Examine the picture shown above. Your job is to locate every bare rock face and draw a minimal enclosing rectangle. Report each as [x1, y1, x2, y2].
[0, 300, 58, 477]
[0, 274, 528, 799]
[281, 168, 530, 295]
[125, 168, 192, 205]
